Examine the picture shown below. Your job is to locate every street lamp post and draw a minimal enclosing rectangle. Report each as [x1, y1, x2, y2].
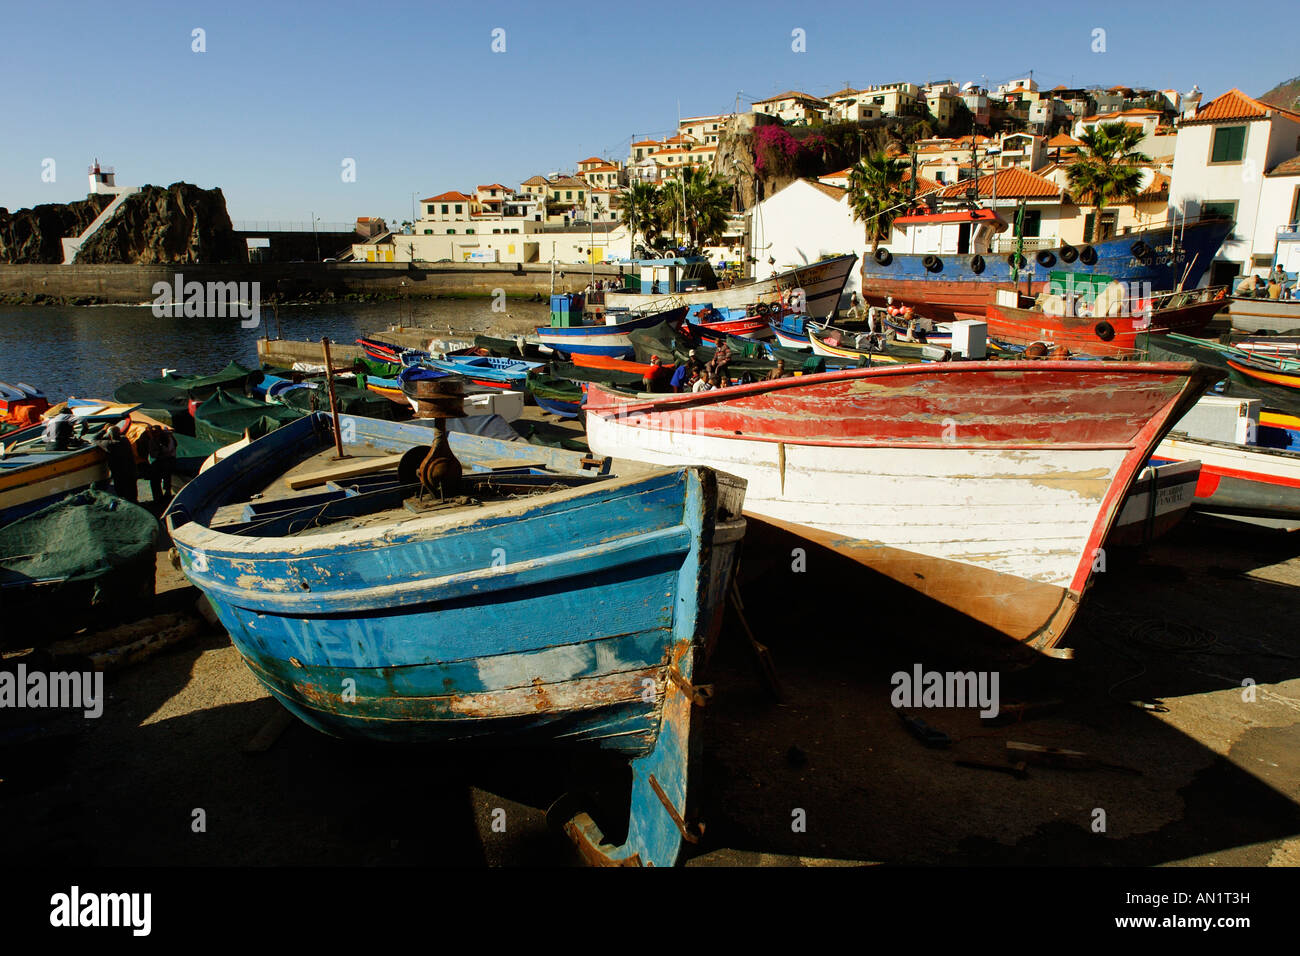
[311, 212, 321, 261]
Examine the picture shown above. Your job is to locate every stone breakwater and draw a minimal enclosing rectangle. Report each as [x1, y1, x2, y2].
[0, 261, 626, 306]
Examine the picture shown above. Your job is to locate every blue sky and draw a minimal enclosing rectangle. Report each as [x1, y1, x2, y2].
[1, 0, 1293, 225]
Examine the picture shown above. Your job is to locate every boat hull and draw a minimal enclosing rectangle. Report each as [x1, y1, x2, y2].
[1152, 435, 1300, 520]
[585, 361, 1217, 652]
[861, 219, 1232, 322]
[1228, 297, 1300, 334]
[1108, 460, 1200, 547]
[537, 309, 684, 359]
[985, 297, 1222, 355]
[605, 254, 857, 319]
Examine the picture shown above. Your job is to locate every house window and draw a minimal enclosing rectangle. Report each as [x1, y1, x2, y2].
[426, 205, 434, 215]
[1083, 211, 1118, 243]
[466, 229, 474, 235]
[1209, 125, 1246, 163]
[455, 204, 463, 214]
[1021, 210, 1042, 237]
[566, 191, 573, 199]
[446, 229, 454, 234]
[492, 228, 500, 234]
[423, 229, 432, 235]
[1290, 186, 1300, 225]
[1202, 200, 1237, 222]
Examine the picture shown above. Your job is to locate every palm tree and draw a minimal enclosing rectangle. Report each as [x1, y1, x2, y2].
[620, 182, 663, 256]
[1066, 122, 1152, 238]
[674, 166, 731, 252]
[846, 150, 909, 252]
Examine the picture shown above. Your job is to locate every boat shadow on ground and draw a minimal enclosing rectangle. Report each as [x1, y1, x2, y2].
[695, 517, 1300, 866]
[0, 626, 621, 866]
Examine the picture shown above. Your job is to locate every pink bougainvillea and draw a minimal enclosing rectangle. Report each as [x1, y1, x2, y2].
[753, 125, 800, 174]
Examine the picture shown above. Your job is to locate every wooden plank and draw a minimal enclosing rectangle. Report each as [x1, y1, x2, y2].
[286, 453, 405, 490]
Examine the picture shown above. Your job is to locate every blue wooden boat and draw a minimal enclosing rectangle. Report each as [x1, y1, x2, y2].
[165, 412, 746, 866]
[426, 354, 545, 388]
[356, 336, 431, 367]
[538, 307, 688, 359]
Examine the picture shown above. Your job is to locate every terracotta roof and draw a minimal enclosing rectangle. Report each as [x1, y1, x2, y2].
[905, 171, 942, 194]
[950, 134, 991, 145]
[651, 147, 689, 155]
[827, 87, 859, 99]
[579, 164, 619, 174]
[806, 179, 847, 201]
[520, 175, 549, 185]
[1047, 133, 1084, 147]
[422, 191, 472, 202]
[476, 184, 510, 192]
[548, 176, 588, 188]
[631, 139, 660, 147]
[1267, 156, 1300, 177]
[823, 167, 852, 179]
[937, 167, 1061, 199]
[1182, 88, 1300, 125]
[577, 157, 604, 165]
[753, 90, 829, 106]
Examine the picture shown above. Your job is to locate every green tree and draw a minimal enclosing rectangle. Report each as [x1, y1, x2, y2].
[620, 182, 665, 256]
[846, 150, 910, 252]
[669, 166, 731, 252]
[1066, 122, 1152, 227]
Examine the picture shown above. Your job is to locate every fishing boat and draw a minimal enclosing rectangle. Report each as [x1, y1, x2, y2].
[1227, 297, 1300, 335]
[585, 361, 1217, 654]
[0, 405, 137, 526]
[860, 211, 1232, 322]
[1233, 335, 1300, 361]
[537, 297, 688, 360]
[1224, 355, 1300, 392]
[984, 284, 1226, 357]
[426, 354, 545, 389]
[605, 254, 858, 320]
[808, 326, 948, 364]
[1151, 436, 1300, 527]
[166, 410, 746, 866]
[769, 314, 817, 350]
[528, 376, 585, 419]
[687, 305, 778, 340]
[0, 382, 49, 434]
[0, 489, 158, 646]
[356, 336, 431, 366]
[1107, 460, 1201, 547]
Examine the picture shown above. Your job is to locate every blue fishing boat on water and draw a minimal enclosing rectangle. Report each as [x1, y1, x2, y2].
[166, 411, 746, 866]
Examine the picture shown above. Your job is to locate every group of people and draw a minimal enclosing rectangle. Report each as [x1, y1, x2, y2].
[583, 277, 624, 294]
[1236, 265, 1295, 300]
[41, 412, 177, 505]
[639, 339, 792, 394]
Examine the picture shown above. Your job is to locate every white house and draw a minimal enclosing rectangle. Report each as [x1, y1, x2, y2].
[745, 178, 869, 304]
[751, 90, 831, 124]
[1168, 88, 1300, 284]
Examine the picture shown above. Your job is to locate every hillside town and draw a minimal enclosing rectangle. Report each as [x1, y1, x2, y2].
[348, 77, 1300, 299]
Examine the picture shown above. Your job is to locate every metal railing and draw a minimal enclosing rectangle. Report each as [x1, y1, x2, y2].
[232, 221, 357, 233]
[991, 236, 1055, 253]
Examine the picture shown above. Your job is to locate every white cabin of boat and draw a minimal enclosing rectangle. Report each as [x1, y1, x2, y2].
[889, 208, 1003, 256]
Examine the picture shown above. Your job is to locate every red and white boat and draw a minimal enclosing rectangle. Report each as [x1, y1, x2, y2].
[984, 285, 1226, 356]
[1152, 436, 1300, 529]
[585, 361, 1216, 654]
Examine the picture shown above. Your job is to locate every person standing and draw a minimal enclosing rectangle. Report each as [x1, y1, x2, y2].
[146, 424, 178, 505]
[96, 425, 138, 503]
[42, 410, 75, 451]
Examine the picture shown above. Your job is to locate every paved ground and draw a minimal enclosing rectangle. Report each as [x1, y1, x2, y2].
[3, 502, 1298, 867]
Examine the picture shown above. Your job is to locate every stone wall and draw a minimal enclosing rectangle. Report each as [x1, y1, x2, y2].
[0, 261, 627, 305]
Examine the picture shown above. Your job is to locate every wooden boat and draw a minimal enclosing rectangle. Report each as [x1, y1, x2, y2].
[391, 367, 524, 420]
[687, 305, 776, 340]
[0, 405, 138, 526]
[808, 325, 947, 364]
[860, 214, 1231, 322]
[1233, 335, 1300, 361]
[0, 382, 49, 432]
[528, 377, 585, 419]
[0, 489, 158, 646]
[425, 354, 545, 389]
[1107, 460, 1200, 547]
[1151, 435, 1300, 527]
[166, 412, 746, 867]
[537, 307, 687, 360]
[585, 361, 1217, 654]
[605, 254, 858, 320]
[1224, 356, 1300, 392]
[356, 336, 430, 366]
[984, 285, 1226, 357]
[1227, 296, 1300, 334]
[770, 315, 814, 350]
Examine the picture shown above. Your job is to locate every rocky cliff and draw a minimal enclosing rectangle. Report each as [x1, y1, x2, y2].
[74, 183, 240, 264]
[0, 183, 240, 265]
[0, 195, 112, 263]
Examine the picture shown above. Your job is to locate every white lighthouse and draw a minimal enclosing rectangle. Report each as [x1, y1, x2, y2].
[61, 159, 141, 263]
